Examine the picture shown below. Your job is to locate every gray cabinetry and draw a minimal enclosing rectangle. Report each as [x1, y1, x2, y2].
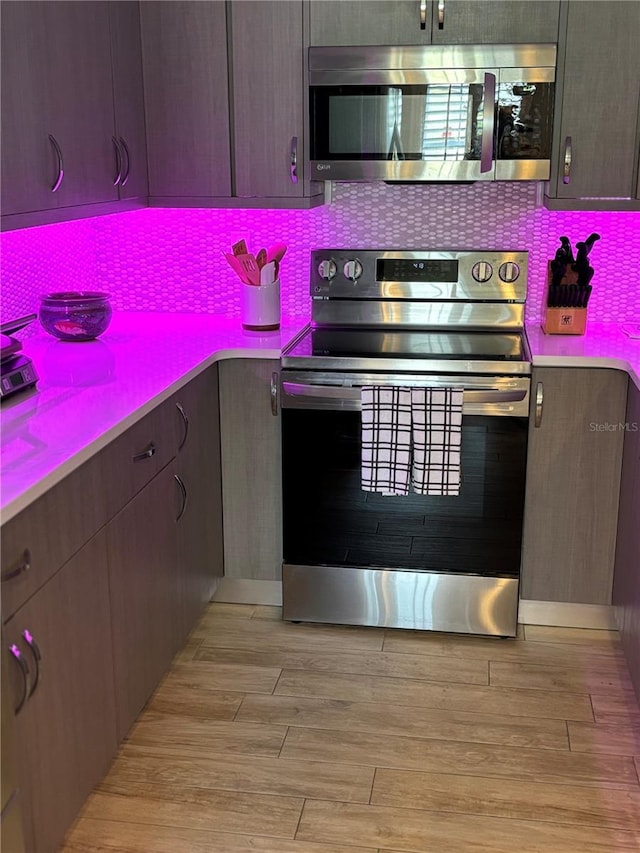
[309, 1, 559, 45]
[3, 532, 117, 853]
[545, 1, 640, 210]
[521, 367, 627, 605]
[174, 366, 224, 643]
[613, 382, 640, 701]
[219, 359, 282, 582]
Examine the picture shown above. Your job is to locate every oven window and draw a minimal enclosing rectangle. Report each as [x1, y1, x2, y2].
[283, 410, 527, 576]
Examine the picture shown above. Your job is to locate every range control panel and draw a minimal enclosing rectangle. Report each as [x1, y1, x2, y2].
[310, 249, 528, 302]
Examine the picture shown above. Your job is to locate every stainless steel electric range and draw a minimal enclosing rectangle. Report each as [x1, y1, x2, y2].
[279, 249, 531, 637]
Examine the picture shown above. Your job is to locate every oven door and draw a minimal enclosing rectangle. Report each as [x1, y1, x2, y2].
[280, 372, 530, 636]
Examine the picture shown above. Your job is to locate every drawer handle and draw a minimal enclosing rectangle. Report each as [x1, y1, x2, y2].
[112, 136, 123, 186]
[534, 381, 544, 427]
[419, 0, 427, 29]
[119, 136, 131, 187]
[9, 644, 31, 715]
[174, 474, 188, 521]
[1, 548, 31, 582]
[48, 134, 64, 192]
[176, 402, 189, 450]
[132, 442, 156, 462]
[22, 629, 42, 699]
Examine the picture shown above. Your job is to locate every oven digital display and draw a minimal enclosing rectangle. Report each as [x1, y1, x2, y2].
[377, 258, 458, 282]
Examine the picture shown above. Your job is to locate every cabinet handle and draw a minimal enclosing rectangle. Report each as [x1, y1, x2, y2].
[270, 372, 279, 416]
[119, 136, 131, 187]
[290, 136, 298, 184]
[1, 548, 31, 583]
[534, 381, 544, 427]
[176, 402, 189, 451]
[563, 136, 572, 184]
[22, 629, 42, 699]
[8, 644, 31, 715]
[132, 442, 156, 462]
[48, 134, 64, 192]
[437, 0, 445, 29]
[419, 0, 427, 29]
[174, 474, 188, 521]
[480, 73, 496, 174]
[112, 136, 123, 186]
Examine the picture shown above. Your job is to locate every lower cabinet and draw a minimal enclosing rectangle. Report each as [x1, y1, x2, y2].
[612, 381, 640, 699]
[106, 461, 180, 742]
[4, 531, 117, 853]
[218, 359, 282, 581]
[521, 367, 628, 605]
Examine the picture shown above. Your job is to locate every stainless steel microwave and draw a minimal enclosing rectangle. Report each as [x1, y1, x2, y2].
[309, 44, 557, 182]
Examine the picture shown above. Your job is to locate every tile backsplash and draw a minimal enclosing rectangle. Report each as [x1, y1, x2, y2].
[2, 182, 639, 335]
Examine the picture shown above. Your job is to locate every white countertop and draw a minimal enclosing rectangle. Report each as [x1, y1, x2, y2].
[2, 313, 638, 525]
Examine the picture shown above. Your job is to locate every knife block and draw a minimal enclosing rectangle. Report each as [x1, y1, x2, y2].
[542, 262, 587, 335]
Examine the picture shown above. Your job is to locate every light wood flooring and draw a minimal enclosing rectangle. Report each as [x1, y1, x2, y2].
[61, 604, 640, 853]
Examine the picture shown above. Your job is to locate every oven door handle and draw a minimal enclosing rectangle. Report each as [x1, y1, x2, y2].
[282, 381, 528, 408]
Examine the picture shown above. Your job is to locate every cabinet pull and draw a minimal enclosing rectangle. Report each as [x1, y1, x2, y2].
[132, 442, 156, 462]
[270, 371, 279, 416]
[22, 629, 42, 699]
[563, 136, 572, 184]
[290, 136, 298, 184]
[119, 136, 131, 187]
[176, 402, 190, 451]
[174, 474, 188, 521]
[1, 548, 31, 583]
[534, 381, 544, 427]
[480, 73, 496, 174]
[8, 644, 31, 715]
[48, 134, 64, 192]
[437, 0, 445, 29]
[419, 0, 427, 29]
[112, 136, 123, 186]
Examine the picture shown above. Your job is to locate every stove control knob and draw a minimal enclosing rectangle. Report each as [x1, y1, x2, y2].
[343, 259, 363, 282]
[499, 261, 520, 283]
[471, 261, 493, 283]
[317, 259, 337, 281]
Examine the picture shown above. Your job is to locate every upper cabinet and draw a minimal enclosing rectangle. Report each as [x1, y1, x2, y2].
[0, 1, 148, 229]
[309, 1, 560, 46]
[545, 0, 640, 210]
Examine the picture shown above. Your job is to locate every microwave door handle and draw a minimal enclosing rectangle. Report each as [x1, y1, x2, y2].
[481, 72, 496, 174]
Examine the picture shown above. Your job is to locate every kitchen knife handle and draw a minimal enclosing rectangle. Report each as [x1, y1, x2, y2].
[174, 474, 188, 522]
[271, 372, 279, 416]
[176, 402, 190, 451]
[112, 136, 123, 186]
[563, 136, 572, 184]
[481, 74, 496, 174]
[9, 643, 31, 715]
[534, 382, 544, 428]
[290, 137, 298, 184]
[420, 0, 427, 29]
[437, 0, 445, 29]
[48, 134, 64, 192]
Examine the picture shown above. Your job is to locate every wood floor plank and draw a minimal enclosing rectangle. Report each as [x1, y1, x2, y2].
[205, 603, 258, 619]
[158, 660, 282, 695]
[79, 783, 303, 839]
[568, 721, 640, 756]
[523, 625, 622, 646]
[61, 818, 379, 853]
[490, 659, 635, 694]
[236, 694, 569, 751]
[591, 691, 640, 720]
[193, 613, 385, 652]
[371, 767, 640, 830]
[196, 644, 489, 686]
[251, 605, 283, 620]
[103, 745, 375, 803]
[274, 668, 594, 721]
[296, 800, 640, 853]
[280, 727, 640, 788]
[126, 713, 287, 758]
[173, 635, 204, 663]
[144, 683, 244, 720]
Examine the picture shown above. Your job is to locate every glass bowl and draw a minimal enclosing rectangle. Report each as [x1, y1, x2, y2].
[39, 292, 112, 341]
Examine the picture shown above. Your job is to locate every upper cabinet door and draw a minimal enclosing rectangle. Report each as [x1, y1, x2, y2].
[140, 1, 231, 198]
[430, 0, 560, 44]
[548, 1, 640, 205]
[1, 1, 117, 216]
[310, 1, 432, 46]
[230, 0, 307, 198]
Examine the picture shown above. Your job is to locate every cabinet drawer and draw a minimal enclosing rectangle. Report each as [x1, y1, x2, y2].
[1, 455, 106, 621]
[98, 396, 178, 520]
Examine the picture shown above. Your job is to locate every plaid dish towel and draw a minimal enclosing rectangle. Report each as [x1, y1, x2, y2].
[411, 387, 463, 496]
[361, 386, 412, 496]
